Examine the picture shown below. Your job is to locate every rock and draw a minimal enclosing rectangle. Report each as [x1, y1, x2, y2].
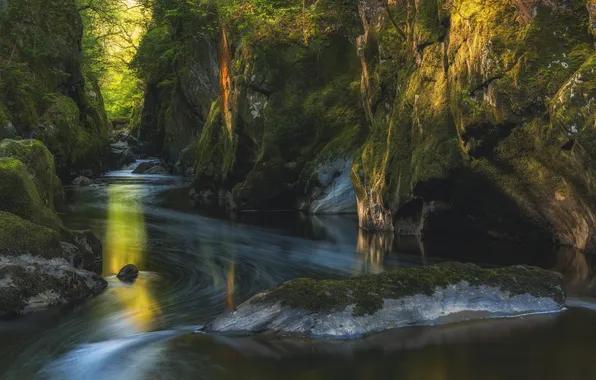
[117, 264, 139, 282]
[143, 165, 168, 175]
[132, 161, 158, 174]
[60, 229, 103, 273]
[109, 140, 136, 169]
[0, 158, 61, 230]
[309, 158, 357, 214]
[0, 121, 17, 140]
[72, 176, 93, 186]
[0, 139, 64, 210]
[0, 254, 107, 318]
[207, 263, 565, 338]
[0, 212, 63, 259]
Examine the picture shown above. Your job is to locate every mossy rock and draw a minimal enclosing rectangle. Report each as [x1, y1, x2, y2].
[208, 262, 565, 337]
[0, 139, 64, 209]
[38, 95, 106, 176]
[0, 211, 63, 259]
[0, 255, 107, 318]
[0, 158, 60, 230]
[257, 262, 565, 316]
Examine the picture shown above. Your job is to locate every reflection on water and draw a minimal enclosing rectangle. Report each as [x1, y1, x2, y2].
[226, 261, 235, 310]
[5, 164, 596, 379]
[105, 185, 148, 275]
[105, 185, 157, 333]
[355, 229, 393, 273]
[553, 247, 596, 298]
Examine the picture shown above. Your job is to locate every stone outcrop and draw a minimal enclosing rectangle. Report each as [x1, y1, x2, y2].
[0, 0, 110, 178]
[132, 0, 596, 250]
[0, 139, 106, 317]
[207, 262, 565, 338]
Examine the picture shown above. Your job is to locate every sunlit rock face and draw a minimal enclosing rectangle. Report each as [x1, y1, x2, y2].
[207, 263, 565, 338]
[351, 0, 596, 248]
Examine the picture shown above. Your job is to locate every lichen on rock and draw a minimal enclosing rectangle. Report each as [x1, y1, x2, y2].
[207, 262, 565, 338]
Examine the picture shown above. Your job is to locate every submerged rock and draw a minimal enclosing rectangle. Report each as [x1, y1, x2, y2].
[0, 255, 107, 318]
[72, 176, 93, 186]
[207, 263, 565, 338]
[117, 264, 139, 282]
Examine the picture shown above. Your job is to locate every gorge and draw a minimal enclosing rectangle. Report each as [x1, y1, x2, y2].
[1, 0, 596, 379]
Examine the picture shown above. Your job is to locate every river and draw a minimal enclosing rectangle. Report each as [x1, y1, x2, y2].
[1, 163, 596, 379]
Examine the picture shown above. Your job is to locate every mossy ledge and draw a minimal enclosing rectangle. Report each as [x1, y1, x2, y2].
[207, 263, 565, 338]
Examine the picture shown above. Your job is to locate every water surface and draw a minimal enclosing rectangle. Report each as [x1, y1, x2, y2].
[1, 163, 596, 379]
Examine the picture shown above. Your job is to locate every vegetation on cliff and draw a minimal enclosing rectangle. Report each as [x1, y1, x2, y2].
[0, 0, 110, 176]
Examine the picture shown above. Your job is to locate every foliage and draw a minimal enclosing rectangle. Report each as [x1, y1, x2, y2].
[78, 0, 150, 119]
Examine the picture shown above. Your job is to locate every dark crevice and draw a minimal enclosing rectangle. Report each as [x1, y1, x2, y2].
[461, 122, 518, 158]
[248, 84, 273, 96]
[471, 75, 503, 95]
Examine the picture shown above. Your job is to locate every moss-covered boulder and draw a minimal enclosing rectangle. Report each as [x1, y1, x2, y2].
[0, 158, 61, 230]
[207, 263, 565, 338]
[38, 95, 107, 176]
[0, 139, 64, 209]
[0, 212, 63, 259]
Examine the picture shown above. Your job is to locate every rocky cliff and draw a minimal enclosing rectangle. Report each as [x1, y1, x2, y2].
[0, 0, 110, 177]
[133, 0, 596, 250]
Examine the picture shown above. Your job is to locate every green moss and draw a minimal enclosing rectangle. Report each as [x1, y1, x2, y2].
[0, 211, 63, 258]
[0, 158, 60, 230]
[0, 139, 64, 209]
[256, 262, 565, 316]
[37, 95, 106, 175]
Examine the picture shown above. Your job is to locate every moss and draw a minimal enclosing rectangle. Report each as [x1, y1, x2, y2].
[256, 262, 565, 317]
[0, 158, 60, 230]
[0, 211, 63, 258]
[0, 139, 64, 209]
[37, 95, 106, 176]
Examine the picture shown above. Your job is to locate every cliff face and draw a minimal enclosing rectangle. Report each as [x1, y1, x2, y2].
[135, 0, 596, 249]
[355, 0, 596, 249]
[0, 0, 109, 177]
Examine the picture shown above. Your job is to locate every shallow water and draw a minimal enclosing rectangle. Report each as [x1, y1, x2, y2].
[2, 163, 596, 379]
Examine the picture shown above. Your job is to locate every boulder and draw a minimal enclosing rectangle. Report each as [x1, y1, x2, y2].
[60, 228, 103, 273]
[0, 122, 16, 140]
[0, 139, 64, 210]
[0, 255, 107, 318]
[143, 165, 168, 175]
[117, 264, 139, 282]
[0, 211, 63, 259]
[132, 161, 158, 174]
[109, 141, 135, 169]
[0, 158, 61, 230]
[72, 176, 93, 186]
[207, 263, 565, 338]
[309, 158, 357, 214]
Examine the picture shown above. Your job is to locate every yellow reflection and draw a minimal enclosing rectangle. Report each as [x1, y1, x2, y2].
[105, 185, 157, 332]
[356, 229, 393, 273]
[226, 261, 235, 310]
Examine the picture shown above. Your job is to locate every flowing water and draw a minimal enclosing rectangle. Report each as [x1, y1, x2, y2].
[2, 163, 596, 379]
